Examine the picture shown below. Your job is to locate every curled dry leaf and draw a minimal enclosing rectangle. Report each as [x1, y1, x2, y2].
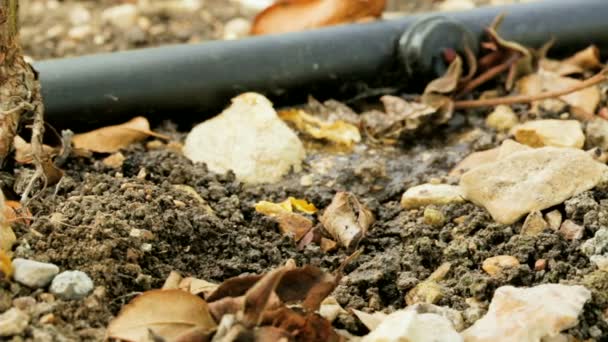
[424, 55, 463, 95]
[73, 116, 170, 153]
[541, 45, 603, 76]
[13, 135, 57, 164]
[320, 192, 374, 249]
[517, 72, 601, 115]
[251, 0, 386, 35]
[106, 289, 217, 341]
[362, 95, 437, 141]
[279, 109, 361, 146]
[4, 200, 32, 226]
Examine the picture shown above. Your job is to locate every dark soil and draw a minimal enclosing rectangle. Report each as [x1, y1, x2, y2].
[4, 0, 604, 341]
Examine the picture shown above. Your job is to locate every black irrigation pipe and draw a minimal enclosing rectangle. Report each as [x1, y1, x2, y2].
[34, 0, 608, 131]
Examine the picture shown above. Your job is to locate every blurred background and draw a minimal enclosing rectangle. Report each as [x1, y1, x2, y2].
[20, 0, 536, 60]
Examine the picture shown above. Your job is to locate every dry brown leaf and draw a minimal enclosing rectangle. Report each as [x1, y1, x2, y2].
[279, 109, 361, 146]
[106, 289, 217, 341]
[0, 197, 16, 255]
[255, 197, 317, 241]
[102, 152, 125, 169]
[563, 45, 603, 70]
[517, 73, 600, 114]
[320, 192, 374, 249]
[73, 116, 170, 153]
[13, 135, 57, 164]
[251, 0, 386, 35]
[243, 266, 290, 327]
[4, 200, 32, 226]
[424, 55, 463, 95]
[186, 278, 220, 299]
[362, 96, 437, 141]
[275, 212, 313, 241]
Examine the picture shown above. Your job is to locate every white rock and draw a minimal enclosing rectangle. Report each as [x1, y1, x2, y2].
[68, 25, 92, 41]
[521, 211, 548, 236]
[462, 284, 591, 342]
[401, 184, 465, 209]
[581, 228, 608, 258]
[11, 259, 59, 288]
[362, 309, 462, 342]
[223, 18, 251, 40]
[511, 119, 585, 149]
[486, 105, 518, 131]
[184, 93, 305, 184]
[101, 4, 138, 29]
[460, 147, 607, 224]
[590, 255, 608, 271]
[68, 5, 91, 26]
[406, 303, 465, 332]
[50, 271, 94, 300]
[0, 308, 29, 337]
[439, 0, 475, 11]
[236, 0, 273, 10]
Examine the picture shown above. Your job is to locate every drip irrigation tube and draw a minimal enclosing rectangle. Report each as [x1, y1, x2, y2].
[34, 0, 608, 130]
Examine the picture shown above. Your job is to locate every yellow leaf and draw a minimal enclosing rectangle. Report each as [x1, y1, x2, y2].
[106, 289, 216, 341]
[73, 117, 170, 153]
[517, 73, 600, 114]
[279, 109, 360, 146]
[288, 197, 317, 214]
[0, 250, 11, 279]
[255, 197, 317, 216]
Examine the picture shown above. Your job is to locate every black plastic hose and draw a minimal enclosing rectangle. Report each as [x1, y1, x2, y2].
[34, 0, 608, 130]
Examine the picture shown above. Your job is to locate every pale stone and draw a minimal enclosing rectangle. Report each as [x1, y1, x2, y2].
[450, 139, 530, 177]
[559, 220, 584, 241]
[50, 271, 94, 300]
[68, 5, 91, 26]
[545, 210, 563, 231]
[406, 303, 465, 332]
[462, 284, 591, 342]
[590, 255, 608, 271]
[405, 281, 443, 305]
[521, 211, 548, 236]
[581, 228, 608, 257]
[12, 259, 59, 289]
[486, 105, 518, 131]
[0, 308, 29, 337]
[223, 18, 251, 40]
[401, 184, 465, 209]
[586, 118, 608, 150]
[101, 4, 138, 29]
[482, 255, 520, 276]
[460, 147, 607, 224]
[439, 0, 475, 11]
[423, 207, 445, 226]
[511, 120, 585, 149]
[362, 309, 462, 342]
[236, 0, 274, 10]
[184, 93, 305, 184]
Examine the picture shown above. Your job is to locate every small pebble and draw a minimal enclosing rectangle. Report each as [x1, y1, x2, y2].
[482, 255, 520, 276]
[0, 308, 29, 337]
[12, 297, 36, 312]
[559, 220, 584, 241]
[534, 259, 547, 272]
[50, 271, 94, 300]
[521, 211, 548, 236]
[12, 258, 59, 288]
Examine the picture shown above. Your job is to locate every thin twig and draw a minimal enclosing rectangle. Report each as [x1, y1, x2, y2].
[454, 70, 608, 109]
[457, 52, 520, 97]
